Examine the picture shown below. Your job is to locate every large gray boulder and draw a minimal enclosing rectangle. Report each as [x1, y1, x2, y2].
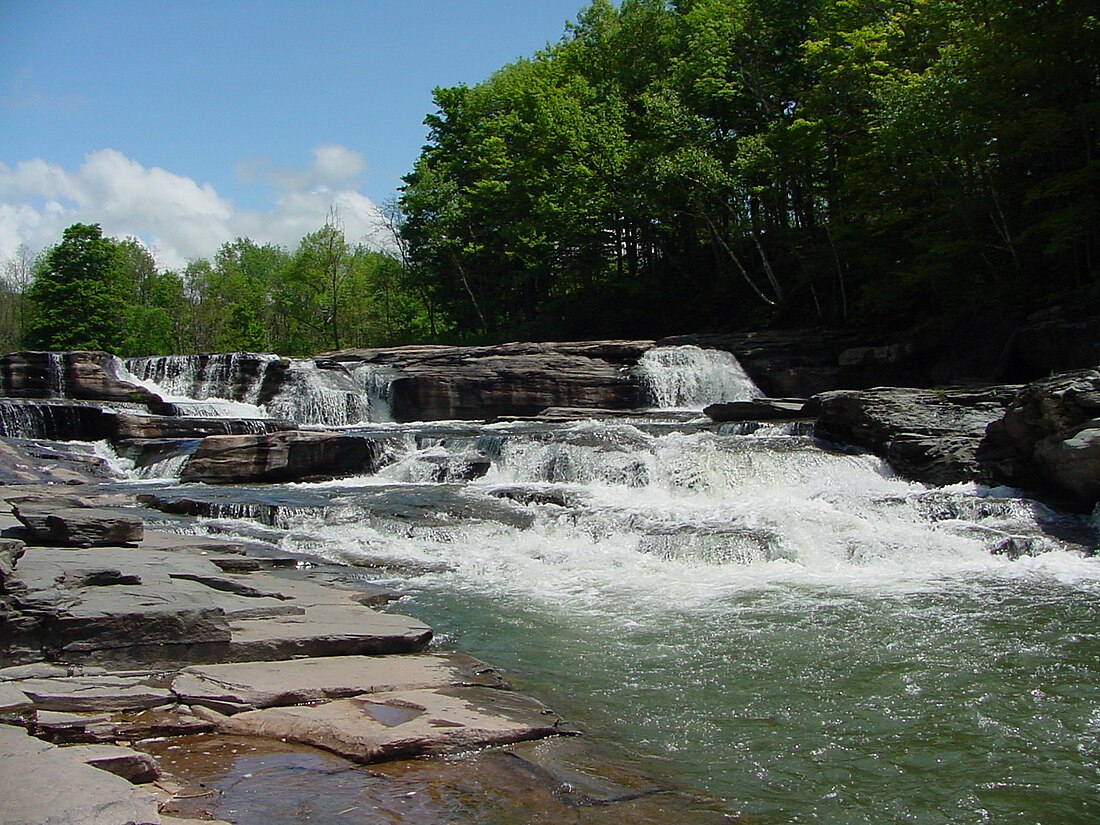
[180, 430, 392, 483]
[979, 368, 1100, 509]
[811, 386, 1017, 485]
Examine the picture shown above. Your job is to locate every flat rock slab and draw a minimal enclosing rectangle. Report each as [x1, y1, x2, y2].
[8, 544, 428, 664]
[172, 653, 507, 713]
[12, 503, 144, 547]
[209, 686, 570, 763]
[704, 398, 809, 422]
[227, 605, 432, 661]
[0, 682, 33, 721]
[15, 673, 174, 713]
[0, 723, 161, 824]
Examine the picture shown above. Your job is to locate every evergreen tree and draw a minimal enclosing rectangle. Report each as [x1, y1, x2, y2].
[27, 223, 126, 352]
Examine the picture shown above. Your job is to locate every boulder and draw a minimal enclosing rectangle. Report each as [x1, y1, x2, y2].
[326, 341, 650, 421]
[979, 368, 1100, 509]
[0, 351, 161, 404]
[180, 430, 392, 483]
[11, 502, 144, 547]
[812, 385, 1017, 485]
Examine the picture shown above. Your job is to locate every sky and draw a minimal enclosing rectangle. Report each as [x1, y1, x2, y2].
[0, 0, 593, 270]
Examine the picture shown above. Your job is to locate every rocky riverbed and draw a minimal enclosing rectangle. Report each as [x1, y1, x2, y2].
[0, 451, 727, 824]
[1, 333, 1099, 823]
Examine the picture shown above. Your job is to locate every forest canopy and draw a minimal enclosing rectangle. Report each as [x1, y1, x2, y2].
[2, 214, 430, 357]
[399, 0, 1100, 340]
[3, 0, 1097, 355]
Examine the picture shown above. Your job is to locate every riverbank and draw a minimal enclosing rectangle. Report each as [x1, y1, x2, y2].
[0, 444, 733, 824]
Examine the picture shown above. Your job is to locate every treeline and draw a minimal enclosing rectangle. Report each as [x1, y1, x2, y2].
[399, 0, 1100, 340]
[5, 0, 1096, 355]
[0, 215, 432, 357]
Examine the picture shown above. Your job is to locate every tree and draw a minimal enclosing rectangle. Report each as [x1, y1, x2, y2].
[0, 244, 36, 350]
[26, 223, 126, 352]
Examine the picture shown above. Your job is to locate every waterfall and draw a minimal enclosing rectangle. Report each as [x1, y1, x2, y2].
[121, 354, 379, 426]
[352, 363, 398, 423]
[0, 400, 107, 440]
[261, 360, 370, 427]
[123, 353, 279, 405]
[47, 352, 67, 398]
[637, 345, 761, 409]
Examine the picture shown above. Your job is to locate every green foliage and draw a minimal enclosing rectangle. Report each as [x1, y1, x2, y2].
[13, 216, 432, 357]
[26, 224, 128, 352]
[399, 0, 1100, 338]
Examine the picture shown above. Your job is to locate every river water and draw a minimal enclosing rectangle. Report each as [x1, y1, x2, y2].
[97, 348, 1100, 822]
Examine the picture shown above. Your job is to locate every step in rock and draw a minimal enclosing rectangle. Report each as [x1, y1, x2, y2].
[62, 742, 161, 783]
[172, 653, 506, 714]
[15, 673, 174, 713]
[11, 503, 144, 547]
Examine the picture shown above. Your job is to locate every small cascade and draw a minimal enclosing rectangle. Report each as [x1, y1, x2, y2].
[46, 352, 68, 398]
[637, 345, 761, 409]
[0, 400, 108, 440]
[124, 353, 279, 404]
[261, 360, 370, 427]
[352, 363, 399, 423]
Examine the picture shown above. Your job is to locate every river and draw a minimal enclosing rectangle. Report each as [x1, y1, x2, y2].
[97, 347, 1100, 822]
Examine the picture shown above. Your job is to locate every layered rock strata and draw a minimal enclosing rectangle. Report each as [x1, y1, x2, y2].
[326, 340, 652, 421]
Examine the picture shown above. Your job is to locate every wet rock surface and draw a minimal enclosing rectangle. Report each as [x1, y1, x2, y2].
[0, 453, 690, 824]
[179, 430, 393, 484]
[811, 385, 1019, 486]
[979, 368, 1100, 509]
[704, 397, 810, 422]
[0, 350, 159, 404]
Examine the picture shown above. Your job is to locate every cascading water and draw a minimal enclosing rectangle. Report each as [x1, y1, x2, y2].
[81, 363, 1100, 823]
[124, 353, 278, 404]
[261, 360, 370, 427]
[637, 345, 761, 409]
[122, 353, 378, 426]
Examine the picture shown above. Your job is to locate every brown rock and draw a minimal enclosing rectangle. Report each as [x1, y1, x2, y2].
[180, 430, 392, 483]
[327, 341, 651, 422]
[208, 686, 571, 763]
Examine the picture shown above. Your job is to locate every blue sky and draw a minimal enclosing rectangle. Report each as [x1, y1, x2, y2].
[0, 0, 593, 268]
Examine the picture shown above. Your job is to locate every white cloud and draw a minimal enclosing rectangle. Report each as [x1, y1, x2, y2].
[0, 146, 391, 270]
